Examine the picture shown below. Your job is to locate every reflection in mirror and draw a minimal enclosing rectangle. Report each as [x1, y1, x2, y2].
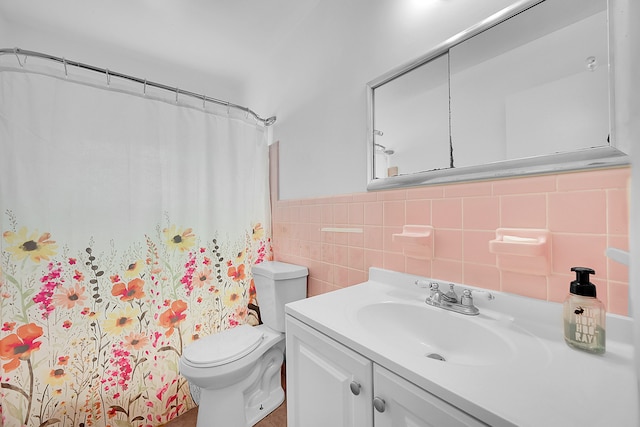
[367, 0, 629, 192]
[450, 0, 609, 168]
[373, 54, 450, 179]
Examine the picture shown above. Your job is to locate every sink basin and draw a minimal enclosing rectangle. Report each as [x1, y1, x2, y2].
[356, 302, 516, 366]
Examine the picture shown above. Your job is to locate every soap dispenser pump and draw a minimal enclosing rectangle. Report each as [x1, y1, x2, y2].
[563, 267, 605, 354]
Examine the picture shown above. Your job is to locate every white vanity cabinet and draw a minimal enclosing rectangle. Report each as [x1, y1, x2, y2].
[286, 316, 373, 427]
[373, 365, 486, 427]
[286, 316, 486, 427]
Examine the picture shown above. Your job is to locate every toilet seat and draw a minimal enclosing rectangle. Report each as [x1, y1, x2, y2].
[182, 324, 264, 367]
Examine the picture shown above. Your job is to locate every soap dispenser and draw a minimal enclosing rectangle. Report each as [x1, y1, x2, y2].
[563, 267, 605, 354]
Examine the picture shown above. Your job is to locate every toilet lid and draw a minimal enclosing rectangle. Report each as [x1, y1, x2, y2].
[182, 324, 264, 367]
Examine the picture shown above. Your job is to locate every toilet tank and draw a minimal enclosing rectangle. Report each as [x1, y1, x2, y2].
[252, 261, 308, 332]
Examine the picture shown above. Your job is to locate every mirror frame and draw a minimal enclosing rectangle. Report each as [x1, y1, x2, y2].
[366, 0, 629, 191]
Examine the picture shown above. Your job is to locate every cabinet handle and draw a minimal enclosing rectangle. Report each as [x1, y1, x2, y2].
[373, 397, 386, 413]
[349, 381, 361, 396]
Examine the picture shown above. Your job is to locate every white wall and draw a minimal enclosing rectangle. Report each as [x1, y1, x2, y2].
[0, 14, 248, 108]
[248, 0, 525, 200]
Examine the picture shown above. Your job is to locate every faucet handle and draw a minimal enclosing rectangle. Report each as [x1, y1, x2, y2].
[460, 289, 474, 307]
[472, 289, 495, 301]
[460, 288, 495, 307]
[415, 280, 440, 293]
[414, 279, 431, 288]
[415, 281, 442, 303]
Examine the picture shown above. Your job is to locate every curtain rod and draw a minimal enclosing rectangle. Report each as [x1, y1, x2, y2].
[0, 47, 277, 126]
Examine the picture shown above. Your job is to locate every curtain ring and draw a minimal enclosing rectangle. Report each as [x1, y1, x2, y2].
[106, 69, 111, 86]
[226, 101, 231, 116]
[175, 87, 179, 103]
[143, 79, 147, 95]
[202, 94, 206, 109]
[13, 48, 23, 68]
[62, 57, 68, 77]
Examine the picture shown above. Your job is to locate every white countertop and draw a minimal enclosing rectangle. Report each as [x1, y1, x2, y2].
[285, 268, 639, 427]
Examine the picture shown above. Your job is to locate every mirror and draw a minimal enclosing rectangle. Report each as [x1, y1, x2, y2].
[367, 0, 628, 191]
[373, 53, 450, 179]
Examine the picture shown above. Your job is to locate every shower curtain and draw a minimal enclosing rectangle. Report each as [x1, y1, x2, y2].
[0, 65, 272, 426]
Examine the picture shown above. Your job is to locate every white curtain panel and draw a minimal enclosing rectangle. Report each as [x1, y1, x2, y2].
[0, 68, 272, 425]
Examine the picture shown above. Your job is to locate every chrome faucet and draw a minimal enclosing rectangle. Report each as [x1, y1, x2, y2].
[415, 280, 494, 316]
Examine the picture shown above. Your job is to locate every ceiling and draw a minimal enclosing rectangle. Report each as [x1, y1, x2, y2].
[0, 0, 321, 81]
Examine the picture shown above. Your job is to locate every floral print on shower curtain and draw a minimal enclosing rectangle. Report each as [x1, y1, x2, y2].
[0, 68, 273, 426]
[0, 220, 271, 426]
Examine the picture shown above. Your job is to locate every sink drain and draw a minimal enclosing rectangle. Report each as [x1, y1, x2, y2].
[426, 353, 446, 362]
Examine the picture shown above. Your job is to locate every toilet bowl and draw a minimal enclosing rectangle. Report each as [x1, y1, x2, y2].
[179, 261, 308, 427]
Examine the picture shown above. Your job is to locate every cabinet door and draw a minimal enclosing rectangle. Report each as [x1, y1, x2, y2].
[286, 316, 373, 427]
[373, 365, 487, 427]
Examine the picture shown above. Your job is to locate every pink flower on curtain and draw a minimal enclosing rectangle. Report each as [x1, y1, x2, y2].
[156, 382, 169, 401]
[52, 283, 87, 309]
[107, 345, 133, 391]
[123, 332, 150, 350]
[192, 267, 213, 289]
[33, 262, 64, 318]
[180, 252, 197, 296]
[256, 238, 270, 264]
[73, 269, 84, 281]
[2, 322, 16, 331]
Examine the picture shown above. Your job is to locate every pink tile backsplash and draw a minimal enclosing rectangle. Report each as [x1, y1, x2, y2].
[501, 271, 548, 300]
[364, 201, 384, 225]
[434, 229, 463, 260]
[607, 188, 630, 235]
[551, 234, 608, 276]
[432, 198, 463, 228]
[383, 200, 406, 226]
[272, 167, 630, 315]
[333, 203, 349, 224]
[405, 199, 431, 225]
[548, 190, 607, 233]
[500, 194, 547, 229]
[463, 230, 497, 265]
[349, 202, 364, 225]
[463, 196, 499, 230]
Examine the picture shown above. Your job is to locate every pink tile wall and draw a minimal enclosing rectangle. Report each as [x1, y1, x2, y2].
[272, 167, 630, 315]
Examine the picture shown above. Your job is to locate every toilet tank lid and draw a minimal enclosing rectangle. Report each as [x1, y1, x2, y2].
[252, 261, 308, 280]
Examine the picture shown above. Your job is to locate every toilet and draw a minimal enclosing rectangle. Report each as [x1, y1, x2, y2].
[179, 261, 308, 427]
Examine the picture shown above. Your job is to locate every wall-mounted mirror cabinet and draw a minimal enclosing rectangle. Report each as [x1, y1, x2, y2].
[367, 0, 629, 191]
